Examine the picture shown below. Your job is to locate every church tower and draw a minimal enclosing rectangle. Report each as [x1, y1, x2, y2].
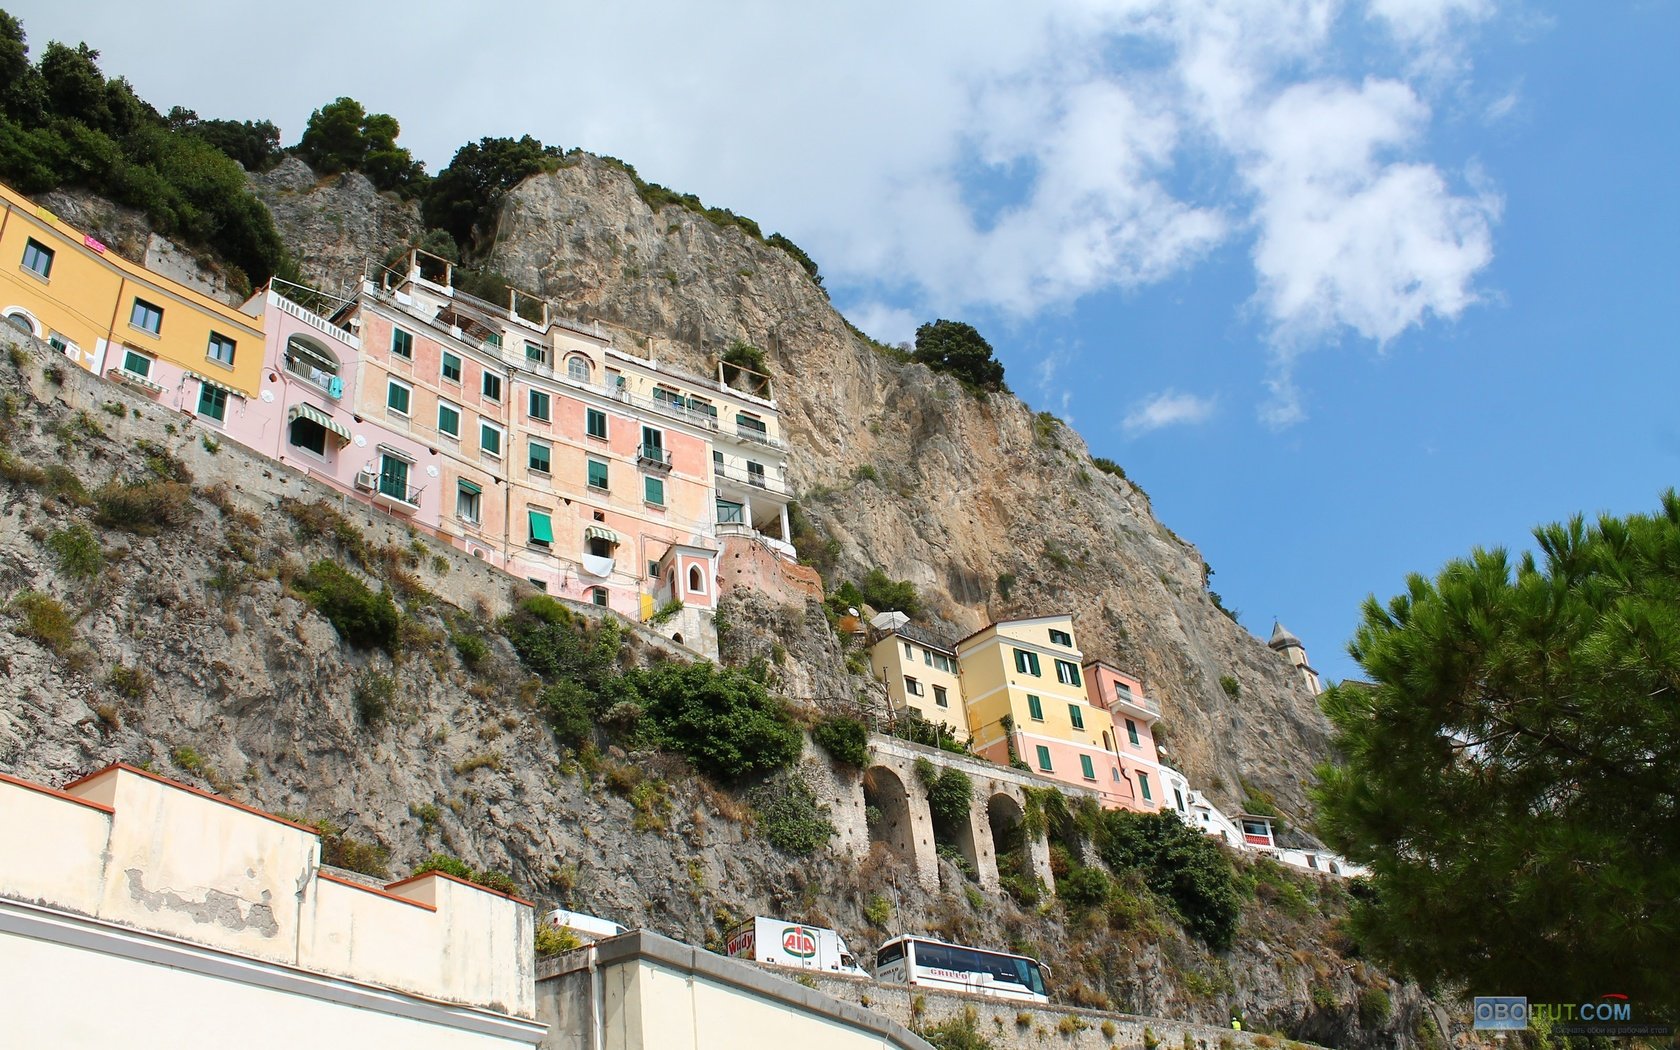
[1268, 621, 1322, 694]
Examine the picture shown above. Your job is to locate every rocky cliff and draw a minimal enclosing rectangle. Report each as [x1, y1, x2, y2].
[257, 153, 1328, 820]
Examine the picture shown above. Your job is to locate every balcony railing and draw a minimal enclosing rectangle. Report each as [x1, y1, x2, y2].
[713, 461, 787, 495]
[1108, 685, 1161, 717]
[733, 425, 783, 450]
[637, 444, 673, 471]
[374, 476, 423, 511]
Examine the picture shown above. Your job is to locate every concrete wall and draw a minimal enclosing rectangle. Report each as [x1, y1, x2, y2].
[718, 532, 822, 604]
[806, 972, 1275, 1050]
[0, 765, 536, 1021]
[537, 930, 933, 1050]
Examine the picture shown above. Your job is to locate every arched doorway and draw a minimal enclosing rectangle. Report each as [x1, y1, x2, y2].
[863, 766, 916, 870]
[988, 793, 1035, 901]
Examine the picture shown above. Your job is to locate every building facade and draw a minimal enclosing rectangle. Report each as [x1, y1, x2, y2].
[868, 626, 968, 738]
[0, 764, 542, 1049]
[1083, 661, 1165, 813]
[958, 615, 1131, 808]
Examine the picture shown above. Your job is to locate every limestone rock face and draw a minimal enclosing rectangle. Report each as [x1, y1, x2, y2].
[249, 157, 423, 295]
[481, 157, 1329, 819]
[38, 189, 243, 305]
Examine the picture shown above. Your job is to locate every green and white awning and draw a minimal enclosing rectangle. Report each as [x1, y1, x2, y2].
[185, 371, 246, 397]
[287, 402, 351, 443]
[457, 479, 483, 495]
[583, 525, 619, 546]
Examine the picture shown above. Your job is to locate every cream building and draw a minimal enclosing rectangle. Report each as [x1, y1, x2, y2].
[0, 764, 542, 1049]
[869, 624, 968, 738]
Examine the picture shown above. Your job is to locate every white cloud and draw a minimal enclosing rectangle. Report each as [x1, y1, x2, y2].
[845, 302, 919, 347]
[1484, 86, 1520, 122]
[1123, 389, 1218, 435]
[1367, 0, 1495, 46]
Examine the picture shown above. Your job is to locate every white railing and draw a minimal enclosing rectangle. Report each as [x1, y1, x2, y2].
[269, 286, 362, 349]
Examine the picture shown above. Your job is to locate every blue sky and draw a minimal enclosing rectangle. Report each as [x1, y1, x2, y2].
[16, 0, 1679, 681]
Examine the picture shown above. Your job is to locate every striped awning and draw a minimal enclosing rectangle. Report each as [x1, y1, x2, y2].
[185, 371, 246, 397]
[288, 402, 351, 443]
[583, 525, 620, 546]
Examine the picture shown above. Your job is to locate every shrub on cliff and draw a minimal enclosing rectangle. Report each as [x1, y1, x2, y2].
[812, 714, 869, 768]
[633, 660, 801, 780]
[1099, 809, 1239, 949]
[298, 560, 399, 652]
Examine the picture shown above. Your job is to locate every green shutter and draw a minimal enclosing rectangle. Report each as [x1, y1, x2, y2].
[1036, 745, 1052, 771]
[645, 476, 664, 506]
[1069, 704, 1084, 730]
[1080, 754, 1095, 780]
[1138, 772, 1152, 800]
[1027, 695, 1043, 721]
[527, 510, 554, 543]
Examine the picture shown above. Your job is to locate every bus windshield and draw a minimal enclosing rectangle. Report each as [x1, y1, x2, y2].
[911, 940, 1045, 993]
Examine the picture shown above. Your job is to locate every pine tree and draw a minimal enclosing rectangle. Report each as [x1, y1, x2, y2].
[1314, 492, 1680, 1011]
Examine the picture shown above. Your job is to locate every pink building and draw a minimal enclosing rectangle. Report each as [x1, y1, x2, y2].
[1083, 661, 1165, 813]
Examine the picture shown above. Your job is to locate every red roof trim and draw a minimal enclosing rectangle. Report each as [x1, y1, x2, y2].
[385, 869, 535, 908]
[318, 870, 437, 912]
[0, 770, 116, 815]
[61, 763, 320, 835]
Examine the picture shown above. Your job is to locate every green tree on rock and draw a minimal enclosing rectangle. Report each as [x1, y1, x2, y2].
[423, 135, 562, 252]
[913, 319, 1005, 393]
[1313, 492, 1680, 1009]
[297, 96, 424, 194]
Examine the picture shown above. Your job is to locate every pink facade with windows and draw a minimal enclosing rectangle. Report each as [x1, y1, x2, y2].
[1083, 661, 1165, 814]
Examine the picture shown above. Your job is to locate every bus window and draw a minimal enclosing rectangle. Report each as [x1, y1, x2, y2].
[878, 942, 904, 967]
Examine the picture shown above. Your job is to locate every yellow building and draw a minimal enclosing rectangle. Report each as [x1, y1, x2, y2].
[957, 614, 1130, 807]
[868, 627, 968, 738]
[0, 181, 265, 412]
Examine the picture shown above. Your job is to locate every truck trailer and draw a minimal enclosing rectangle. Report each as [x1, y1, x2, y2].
[724, 917, 868, 977]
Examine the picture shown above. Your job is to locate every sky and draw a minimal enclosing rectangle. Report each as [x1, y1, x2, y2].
[15, 0, 1680, 682]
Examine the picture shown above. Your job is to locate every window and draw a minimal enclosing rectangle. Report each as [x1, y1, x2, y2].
[737, 413, 767, 437]
[1103, 730, 1113, 751]
[1069, 704, 1085, 730]
[1174, 789, 1186, 813]
[206, 331, 236, 367]
[1055, 659, 1082, 686]
[586, 408, 607, 439]
[567, 356, 590, 382]
[289, 416, 326, 456]
[285, 336, 340, 392]
[716, 498, 743, 524]
[121, 348, 153, 378]
[644, 475, 665, 507]
[525, 340, 547, 365]
[390, 327, 413, 358]
[648, 560, 661, 579]
[591, 588, 609, 607]
[640, 425, 665, 464]
[1048, 628, 1072, 646]
[482, 371, 502, 401]
[437, 401, 460, 437]
[587, 458, 608, 490]
[1126, 719, 1139, 747]
[377, 454, 411, 503]
[480, 421, 502, 458]
[1080, 754, 1096, 780]
[130, 299, 163, 335]
[1138, 772, 1152, 801]
[1013, 649, 1042, 676]
[441, 351, 462, 383]
[1036, 745, 1053, 772]
[197, 383, 227, 422]
[688, 566, 705, 593]
[457, 481, 481, 524]
[905, 676, 923, 697]
[386, 379, 411, 416]
[21, 238, 53, 279]
[527, 509, 554, 549]
[528, 438, 551, 474]
[653, 386, 683, 408]
[1027, 694, 1043, 721]
[529, 389, 551, 421]
[933, 685, 949, 708]
[903, 641, 913, 659]
[4, 311, 31, 335]
[747, 461, 766, 487]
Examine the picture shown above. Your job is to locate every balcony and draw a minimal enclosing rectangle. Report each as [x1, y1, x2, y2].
[713, 461, 787, 496]
[1107, 685, 1160, 718]
[733, 424, 784, 450]
[357, 470, 422, 513]
[637, 444, 673, 472]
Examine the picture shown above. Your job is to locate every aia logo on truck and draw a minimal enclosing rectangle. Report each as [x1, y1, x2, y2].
[781, 926, 817, 959]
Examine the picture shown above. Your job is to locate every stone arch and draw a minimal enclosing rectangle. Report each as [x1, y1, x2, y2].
[987, 794, 1030, 893]
[863, 765, 917, 871]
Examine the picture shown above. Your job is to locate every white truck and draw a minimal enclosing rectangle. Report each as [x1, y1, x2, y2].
[724, 917, 868, 977]
[544, 908, 627, 943]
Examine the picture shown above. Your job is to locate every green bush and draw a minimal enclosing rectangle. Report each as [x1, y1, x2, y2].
[47, 524, 103, 579]
[1098, 810, 1240, 949]
[633, 660, 801, 780]
[748, 771, 835, 855]
[94, 480, 195, 535]
[535, 924, 581, 956]
[412, 853, 475, 880]
[912, 320, 1005, 393]
[918, 1006, 992, 1050]
[107, 663, 150, 700]
[919, 763, 973, 829]
[1358, 988, 1392, 1028]
[451, 631, 489, 668]
[299, 561, 400, 652]
[812, 714, 869, 767]
[11, 590, 75, 656]
[352, 671, 395, 726]
[310, 818, 389, 879]
[721, 340, 768, 374]
[1219, 675, 1241, 698]
[858, 567, 921, 618]
[1091, 457, 1127, 479]
[1058, 865, 1114, 909]
[863, 894, 892, 928]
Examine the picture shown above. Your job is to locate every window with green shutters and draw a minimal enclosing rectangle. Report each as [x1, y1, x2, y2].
[441, 352, 461, 382]
[480, 422, 502, 457]
[1056, 659, 1082, 686]
[1080, 754, 1095, 780]
[130, 299, 163, 335]
[1014, 649, 1042, 676]
[482, 371, 502, 401]
[587, 458, 608, 490]
[587, 408, 607, 439]
[197, 383, 227, 422]
[437, 401, 460, 437]
[644, 475, 665, 506]
[391, 327, 413, 358]
[529, 390, 551, 421]
[1069, 704, 1084, 730]
[529, 439, 551, 474]
[386, 380, 410, 415]
[22, 238, 53, 279]
[206, 332, 236, 367]
[1126, 719, 1140, 747]
[1036, 745, 1053, 772]
[1049, 628, 1072, 646]
[1138, 771, 1152, 801]
[1027, 694, 1044, 721]
[122, 349, 152, 378]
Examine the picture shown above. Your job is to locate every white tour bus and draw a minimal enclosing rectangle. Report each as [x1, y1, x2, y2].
[873, 935, 1050, 1004]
